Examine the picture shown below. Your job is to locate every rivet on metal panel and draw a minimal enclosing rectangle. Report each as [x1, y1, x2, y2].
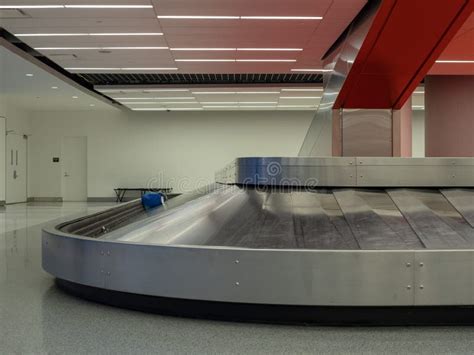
[100, 270, 104, 274]
[107, 272, 111, 276]
[235, 259, 240, 264]
[406, 262, 411, 267]
[349, 161, 353, 165]
[359, 161, 363, 164]
[360, 175, 363, 178]
[419, 285, 424, 289]
[419, 262, 424, 267]
[235, 282, 240, 286]
[350, 175, 353, 178]
[107, 251, 110, 256]
[452, 175, 455, 178]
[100, 251, 104, 256]
[406, 285, 412, 290]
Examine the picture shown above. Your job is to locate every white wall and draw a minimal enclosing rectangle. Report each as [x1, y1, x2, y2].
[412, 110, 425, 157]
[1, 49, 32, 202]
[29, 110, 313, 198]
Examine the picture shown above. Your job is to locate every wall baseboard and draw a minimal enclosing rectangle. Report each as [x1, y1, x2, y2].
[87, 197, 117, 203]
[27, 197, 63, 202]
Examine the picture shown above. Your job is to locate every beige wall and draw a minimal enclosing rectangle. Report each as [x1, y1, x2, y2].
[425, 76, 474, 157]
[29, 110, 313, 198]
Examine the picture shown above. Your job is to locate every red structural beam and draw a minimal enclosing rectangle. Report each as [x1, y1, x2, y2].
[334, 0, 474, 109]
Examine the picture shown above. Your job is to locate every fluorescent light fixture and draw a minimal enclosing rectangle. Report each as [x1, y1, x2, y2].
[132, 108, 204, 111]
[91, 33, 163, 36]
[236, 92, 278, 94]
[17, 33, 88, 37]
[51, 86, 58, 89]
[25, 73, 34, 77]
[121, 68, 178, 71]
[18, 33, 163, 37]
[1, 5, 153, 9]
[281, 88, 323, 92]
[192, 91, 280, 94]
[157, 102, 199, 104]
[240, 105, 276, 108]
[203, 106, 240, 108]
[414, 91, 425, 94]
[291, 68, 333, 72]
[170, 48, 236, 51]
[175, 59, 235, 62]
[278, 105, 318, 108]
[280, 96, 322, 99]
[201, 102, 238, 104]
[435, 60, 474, 63]
[89, 104, 95, 107]
[156, 97, 196, 100]
[158, 15, 322, 20]
[237, 48, 303, 51]
[236, 59, 296, 62]
[175, 59, 296, 63]
[114, 98, 156, 100]
[193, 92, 236, 94]
[65, 5, 153, 9]
[37, 47, 102, 50]
[0, 5, 63, 9]
[66, 68, 177, 71]
[158, 16, 239, 19]
[66, 68, 121, 71]
[412, 105, 425, 109]
[241, 16, 322, 20]
[132, 108, 167, 111]
[37, 47, 168, 50]
[143, 89, 189, 92]
[102, 47, 168, 50]
[121, 102, 163, 105]
[114, 97, 194, 100]
[171, 48, 301, 52]
[239, 102, 278, 104]
[72, 96, 79, 99]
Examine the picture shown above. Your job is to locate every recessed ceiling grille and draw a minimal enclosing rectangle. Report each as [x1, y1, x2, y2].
[75, 73, 323, 86]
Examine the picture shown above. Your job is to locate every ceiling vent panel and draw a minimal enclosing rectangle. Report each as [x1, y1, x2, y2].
[76, 73, 323, 86]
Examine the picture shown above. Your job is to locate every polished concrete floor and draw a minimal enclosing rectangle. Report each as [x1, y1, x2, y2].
[1, 202, 473, 354]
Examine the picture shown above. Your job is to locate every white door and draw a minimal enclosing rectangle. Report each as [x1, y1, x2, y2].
[62, 136, 87, 202]
[6, 133, 27, 204]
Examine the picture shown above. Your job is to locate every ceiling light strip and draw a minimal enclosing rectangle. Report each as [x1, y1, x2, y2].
[291, 69, 333, 72]
[16, 33, 163, 37]
[38, 47, 168, 50]
[66, 68, 178, 71]
[158, 15, 321, 20]
[0, 5, 153, 9]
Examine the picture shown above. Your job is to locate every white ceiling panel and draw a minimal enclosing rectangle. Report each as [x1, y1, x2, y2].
[0, 0, 367, 74]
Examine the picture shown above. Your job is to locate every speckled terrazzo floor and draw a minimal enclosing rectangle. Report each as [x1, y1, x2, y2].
[1, 203, 474, 354]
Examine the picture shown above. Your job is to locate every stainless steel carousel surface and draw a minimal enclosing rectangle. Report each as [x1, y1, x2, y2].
[42, 157, 474, 324]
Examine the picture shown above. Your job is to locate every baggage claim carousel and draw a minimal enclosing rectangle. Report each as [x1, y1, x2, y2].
[42, 157, 474, 325]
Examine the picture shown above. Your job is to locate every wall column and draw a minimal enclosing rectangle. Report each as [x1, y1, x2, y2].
[392, 97, 413, 157]
[425, 75, 474, 157]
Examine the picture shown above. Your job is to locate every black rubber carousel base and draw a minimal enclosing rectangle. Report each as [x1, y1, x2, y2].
[56, 279, 474, 326]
